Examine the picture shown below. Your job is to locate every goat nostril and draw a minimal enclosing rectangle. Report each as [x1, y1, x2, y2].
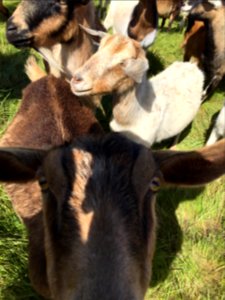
[7, 18, 17, 31]
[7, 23, 17, 31]
[73, 74, 83, 84]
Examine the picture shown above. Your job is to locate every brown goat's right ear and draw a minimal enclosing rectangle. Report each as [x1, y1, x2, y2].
[0, 148, 46, 182]
[153, 138, 225, 187]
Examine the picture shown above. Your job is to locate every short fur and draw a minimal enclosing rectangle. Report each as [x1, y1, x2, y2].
[0, 134, 225, 299]
[71, 33, 204, 147]
[0, 75, 103, 298]
[187, 0, 225, 97]
[6, 0, 104, 79]
[157, 0, 183, 30]
[181, 19, 206, 69]
[103, 0, 157, 47]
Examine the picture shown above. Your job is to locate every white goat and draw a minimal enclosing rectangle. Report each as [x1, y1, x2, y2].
[71, 32, 204, 147]
[206, 103, 225, 146]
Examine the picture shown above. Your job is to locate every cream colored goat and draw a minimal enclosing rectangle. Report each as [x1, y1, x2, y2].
[71, 32, 204, 147]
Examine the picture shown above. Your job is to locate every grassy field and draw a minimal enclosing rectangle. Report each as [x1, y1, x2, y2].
[0, 1, 224, 299]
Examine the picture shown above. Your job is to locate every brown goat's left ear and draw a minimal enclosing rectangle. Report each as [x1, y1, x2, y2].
[0, 148, 46, 183]
[153, 138, 225, 187]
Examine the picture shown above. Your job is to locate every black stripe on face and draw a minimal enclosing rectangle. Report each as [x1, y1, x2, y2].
[25, 0, 65, 31]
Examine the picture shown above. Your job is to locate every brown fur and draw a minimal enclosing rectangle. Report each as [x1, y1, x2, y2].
[186, 2, 225, 96]
[157, 0, 183, 30]
[6, 1, 104, 80]
[181, 20, 206, 69]
[128, 0, 158, 42]
[0, 134, 225, 299]
[0, 75, 103, 298]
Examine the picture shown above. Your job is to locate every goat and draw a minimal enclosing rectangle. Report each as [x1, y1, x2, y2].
[206, 102, 225, 145]
[71, 32, 204, 147]
[156, 0, 183, 30]
[6, 0, 104, 80]
[0, 0, 9, 18]
[103, 0, 157, 48]
[0, 133, 225, 299]
[181, 19, 205, 69]
[185, 0, 225, 98]
[0, 74, 103, 298]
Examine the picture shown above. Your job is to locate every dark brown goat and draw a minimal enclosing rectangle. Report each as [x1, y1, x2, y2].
[181, 19, 206, 69]
[6, 0, 104, 80]
[0, 0, 9, 18]
[187, 0, 225, 98]
[128, 0, 158, 48]
[0, 75, 102, 298]
[0, 134, 225, 299]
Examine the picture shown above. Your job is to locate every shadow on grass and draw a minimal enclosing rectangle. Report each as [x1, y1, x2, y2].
[146, 51, 165, 77]
[150, 186, 204, 287]
[0, 50, 30, 100]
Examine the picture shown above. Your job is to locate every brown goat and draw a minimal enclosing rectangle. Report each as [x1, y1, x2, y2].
[181, 19, 206, 69]
[103, 0, 157, 48]
[0, 75, 103, 298]
[185, 0, 225, 98]
[6, 0, 104, 80]
[0, 133, 225, 299]
[128, 0, 158, 48]
[157, 0, 183, 30]
[0, 0, 9, 18]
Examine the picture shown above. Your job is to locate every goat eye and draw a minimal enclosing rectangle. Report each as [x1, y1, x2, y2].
[120, 61, 125, 67]
[150, 177, 161, 192]
[38, 177, 49, 192]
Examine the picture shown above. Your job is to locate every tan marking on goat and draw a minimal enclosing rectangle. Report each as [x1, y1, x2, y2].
[33, 12, 68, 47]
[70, 149, 94, 243]
[11, 2, 30, 31]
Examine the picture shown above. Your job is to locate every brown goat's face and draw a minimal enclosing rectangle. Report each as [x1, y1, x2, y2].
[128, 0, 158, 48]
[36, 134, 160, 299]
[0, 134, 225, 298]
[71, 34, 149, 96]
[6, 0, 90, 48]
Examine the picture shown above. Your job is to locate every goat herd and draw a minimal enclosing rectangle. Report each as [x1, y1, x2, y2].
[0, 0, 225, 299]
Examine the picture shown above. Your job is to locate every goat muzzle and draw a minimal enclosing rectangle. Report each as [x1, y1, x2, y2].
[6, 17, 33, 48]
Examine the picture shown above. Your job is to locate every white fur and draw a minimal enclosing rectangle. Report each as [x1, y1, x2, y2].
[206, 103, 225, 145]
[111, 62, 204, 147]
[103, 1, 138, 35]
[103, 0, 157, 47]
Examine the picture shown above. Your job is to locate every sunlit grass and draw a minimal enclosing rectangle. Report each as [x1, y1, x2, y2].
[0, 1, 224, 299]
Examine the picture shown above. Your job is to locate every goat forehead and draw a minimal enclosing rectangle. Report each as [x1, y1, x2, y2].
[17, 0, 68, 30]
[100, 35, 138, 60]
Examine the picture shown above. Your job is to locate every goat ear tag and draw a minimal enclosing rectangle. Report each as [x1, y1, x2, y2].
[150, 177, 161, 192]
[123, 58, 149, 83]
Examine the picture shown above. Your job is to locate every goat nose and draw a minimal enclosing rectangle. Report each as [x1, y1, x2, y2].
[72, 73, 83, 84]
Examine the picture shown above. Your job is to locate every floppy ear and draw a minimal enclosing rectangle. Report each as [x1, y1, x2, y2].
[153, 138, 225, 186]
[0, 148, 46, 182]
[123, 57, 149, 83]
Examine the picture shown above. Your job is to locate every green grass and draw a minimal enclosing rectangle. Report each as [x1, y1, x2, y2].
[0, 1, 225, 299]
